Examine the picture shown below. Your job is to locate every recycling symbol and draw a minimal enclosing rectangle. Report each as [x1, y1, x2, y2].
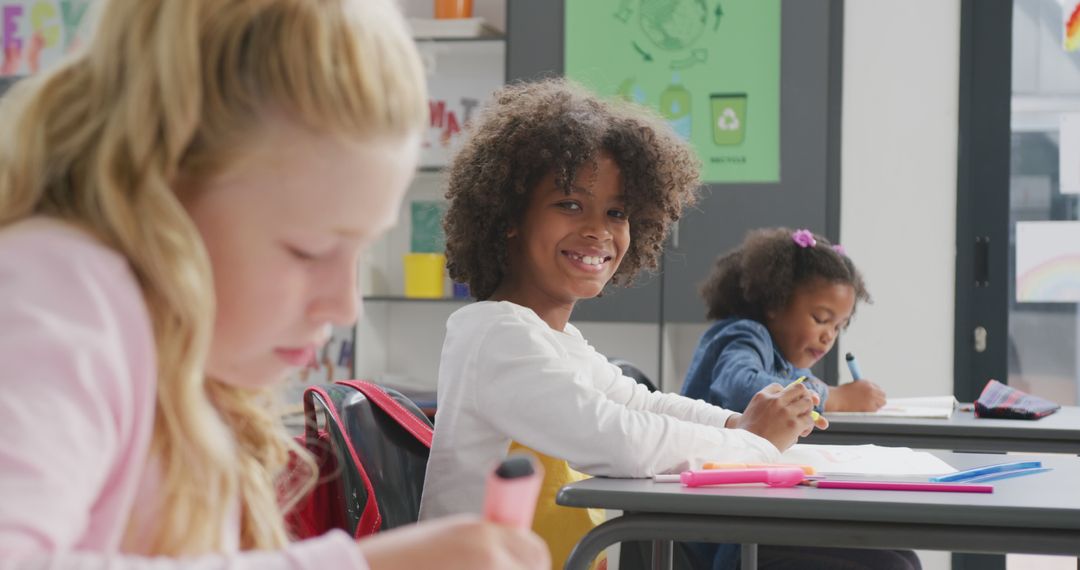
[716, 107, 740, 131]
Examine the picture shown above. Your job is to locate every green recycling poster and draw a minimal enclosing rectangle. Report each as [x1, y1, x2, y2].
[565, 0, 780, 183]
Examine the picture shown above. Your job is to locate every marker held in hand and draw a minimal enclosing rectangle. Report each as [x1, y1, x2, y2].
[483, 453, 544, 530]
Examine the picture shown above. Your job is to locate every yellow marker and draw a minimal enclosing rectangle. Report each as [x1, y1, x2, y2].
[788, 376, 822, 422]
[702, 462, 817, 475]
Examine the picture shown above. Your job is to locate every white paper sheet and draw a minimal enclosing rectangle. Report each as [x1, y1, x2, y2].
[779, 444, 956, 476]
[826, 396, 958, 419]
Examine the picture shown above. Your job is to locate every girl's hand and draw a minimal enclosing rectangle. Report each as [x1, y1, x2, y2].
[358, 515, 550, 570]
[825, 381, 887, 412]
[736, 382, 817, 451]
[801, 408, 829, 436]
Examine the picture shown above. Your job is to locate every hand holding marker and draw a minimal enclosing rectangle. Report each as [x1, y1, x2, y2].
[789, 377, 821, 422]
[845, 352, 863, 380]
[842, 352, 888, 411]
[483, 453, 543, 529]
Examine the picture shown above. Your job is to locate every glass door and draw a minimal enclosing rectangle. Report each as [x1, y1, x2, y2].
[1008, 0, 1080, 407]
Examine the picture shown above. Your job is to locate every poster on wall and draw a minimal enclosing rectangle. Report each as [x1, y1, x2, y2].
[1, 1, 93, 76]
[416, 40, 504, 169]
[564, 0, 781, 184]
[1065, 0, 1080, 52]
[1016, 221, 1080, 303]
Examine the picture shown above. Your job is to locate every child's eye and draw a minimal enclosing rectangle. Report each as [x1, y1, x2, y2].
[286, 245, 322, 261]
[813, 316, 828, 325]
[608, 209, 628, 220]
[556, 201, 582, 211]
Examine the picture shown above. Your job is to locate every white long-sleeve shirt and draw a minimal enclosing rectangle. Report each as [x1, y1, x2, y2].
[418, 301, 780, 520]
[0, 218, 366, 569]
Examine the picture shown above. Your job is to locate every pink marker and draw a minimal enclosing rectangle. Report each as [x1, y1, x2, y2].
[482, 453, 544, 529]
[680, 467, 806, 488]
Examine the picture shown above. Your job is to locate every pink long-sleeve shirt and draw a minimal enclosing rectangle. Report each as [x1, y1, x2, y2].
[0, 218, 366, 569]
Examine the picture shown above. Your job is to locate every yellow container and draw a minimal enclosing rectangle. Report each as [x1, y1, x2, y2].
[403, 253, 446, 298]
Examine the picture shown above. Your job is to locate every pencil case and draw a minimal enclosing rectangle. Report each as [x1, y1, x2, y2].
[974, 379, 1060, 420]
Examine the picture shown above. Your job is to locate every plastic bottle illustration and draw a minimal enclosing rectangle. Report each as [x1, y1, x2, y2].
[659, 72, 692, 140]
[617, 77, 648, 105]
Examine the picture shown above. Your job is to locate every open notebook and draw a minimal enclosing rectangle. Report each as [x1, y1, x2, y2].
[826, 395, 959, 419]
[779, 444, 956, 476]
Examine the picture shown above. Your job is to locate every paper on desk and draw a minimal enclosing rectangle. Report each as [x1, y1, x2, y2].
[780, 444, 956, 476]
[825, 396, 958, 419]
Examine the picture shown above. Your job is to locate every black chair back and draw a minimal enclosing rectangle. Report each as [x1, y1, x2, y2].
[609, 357, 659, 392]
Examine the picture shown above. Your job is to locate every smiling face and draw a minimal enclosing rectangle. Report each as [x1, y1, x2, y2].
[181, 118, 418, 389]
[496, 151, 629, 324]
[764, 278, 856, 369]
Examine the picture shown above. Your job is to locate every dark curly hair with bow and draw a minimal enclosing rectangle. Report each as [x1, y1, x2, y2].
[442, 78, 700, 301]
[700, 227, 871, 322]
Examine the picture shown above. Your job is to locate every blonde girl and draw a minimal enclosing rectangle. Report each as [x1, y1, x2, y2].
[0, 0, 546, 568]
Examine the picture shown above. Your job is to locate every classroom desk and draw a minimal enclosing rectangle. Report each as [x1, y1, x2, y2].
[557, 452, 1080, 570]
[800, 405, 1080, 454]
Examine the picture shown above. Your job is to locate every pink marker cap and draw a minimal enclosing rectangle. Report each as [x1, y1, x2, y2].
[482, 453, 544, 529]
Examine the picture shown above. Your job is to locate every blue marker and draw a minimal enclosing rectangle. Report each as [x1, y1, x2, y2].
[845, 352, 863, 381]
[930, 460, 1042, 483]
[961, 467, 1051, 484]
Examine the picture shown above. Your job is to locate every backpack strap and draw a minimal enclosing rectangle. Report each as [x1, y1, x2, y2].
[303, 385, 382, 536]
[336, 380, 434, 448]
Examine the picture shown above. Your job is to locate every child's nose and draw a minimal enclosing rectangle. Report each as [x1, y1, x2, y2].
[312, 266, 362, 327]
[314, 287, 361, 327]
[580, 214, 612, 240]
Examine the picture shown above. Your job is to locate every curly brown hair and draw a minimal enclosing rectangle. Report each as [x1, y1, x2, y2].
[442, 78, 700, 300]
[700, 227, 871, 322]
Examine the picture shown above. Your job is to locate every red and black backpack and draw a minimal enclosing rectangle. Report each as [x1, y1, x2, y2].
[286, 380, 434, 539]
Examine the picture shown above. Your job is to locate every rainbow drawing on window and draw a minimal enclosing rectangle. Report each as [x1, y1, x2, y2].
[1015, 222, 1080, 303]
[1017, 255, 1080, 302]
[1067, 1, 1080, 52]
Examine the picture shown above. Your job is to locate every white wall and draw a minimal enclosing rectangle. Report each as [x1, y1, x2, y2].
[837, 0, 961, 401]
[840, 4, 961, 568]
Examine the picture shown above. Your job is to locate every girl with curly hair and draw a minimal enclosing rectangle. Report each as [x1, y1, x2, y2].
[0, 0, 547, 568]
[682, 227, 886, 414]
[681, 227, 917, 570]
[419, 79, 826, 568]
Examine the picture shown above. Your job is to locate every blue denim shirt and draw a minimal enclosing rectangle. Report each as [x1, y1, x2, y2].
[682, 318, 829, 412]
[680, 318, 830, 570]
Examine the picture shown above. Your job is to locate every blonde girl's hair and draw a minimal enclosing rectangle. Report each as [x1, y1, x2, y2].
[0, 0, 426, 556]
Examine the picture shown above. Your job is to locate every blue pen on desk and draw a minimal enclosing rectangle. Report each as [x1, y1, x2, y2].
[962, 467, 1052, 483]
[845, 352, 863, 381]
[930, 460, 1042, 483]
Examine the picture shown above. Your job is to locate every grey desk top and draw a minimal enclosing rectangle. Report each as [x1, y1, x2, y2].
[800, 406, 1080, 453]
[556, 452, 1080, 533]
